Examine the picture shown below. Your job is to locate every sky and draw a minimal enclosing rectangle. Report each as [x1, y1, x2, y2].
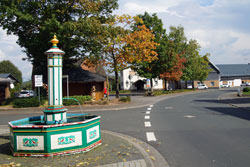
[0, 0, 250, 81]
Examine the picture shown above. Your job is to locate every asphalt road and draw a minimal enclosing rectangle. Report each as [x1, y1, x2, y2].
[98, 89, 250, 167]
[148, 90, 250, 167]
[1, 89, 250, 167]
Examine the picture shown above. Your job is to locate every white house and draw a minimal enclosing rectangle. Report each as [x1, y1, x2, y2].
[120, 68, 164, 90]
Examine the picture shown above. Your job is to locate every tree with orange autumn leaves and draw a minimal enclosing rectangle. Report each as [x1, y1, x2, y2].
[85, 13, 210, 96]
[103, 15, 159, 98]
[134, 13, 187, 92]
[160, 54, 186, 81]
[134, 14, 210, 91]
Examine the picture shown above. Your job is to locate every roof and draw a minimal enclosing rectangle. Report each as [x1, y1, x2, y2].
[0, 73, 10, 78]
[64, 67, 106, 83]
[216, 64, 250, 77]
[0, 77, 15, 83]
[0, 73, 19, 83]
[209, 62, 221, 73]
[81, 60, 107, 77]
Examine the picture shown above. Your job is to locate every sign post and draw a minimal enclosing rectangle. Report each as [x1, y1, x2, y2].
[35, 75, 43, 103]
[146, 79, 150, 95]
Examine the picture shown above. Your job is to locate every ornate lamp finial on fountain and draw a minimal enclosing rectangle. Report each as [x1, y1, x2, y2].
[51, 35, 59, 46]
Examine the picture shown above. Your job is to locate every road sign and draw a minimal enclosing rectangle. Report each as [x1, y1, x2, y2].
[146, 79, 150, 88]
[35, 75, 43, 87]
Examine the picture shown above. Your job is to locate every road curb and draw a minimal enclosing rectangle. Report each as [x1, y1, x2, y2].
[0, 90, 213, 113]
[66, 90, 211, 113]
[0, 127, 169, 167]
[218, 93, 250, 111]
[103, 130, 169, 167]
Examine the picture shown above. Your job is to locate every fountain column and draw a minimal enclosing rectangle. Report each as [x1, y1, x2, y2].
[44, 35, 67, 124]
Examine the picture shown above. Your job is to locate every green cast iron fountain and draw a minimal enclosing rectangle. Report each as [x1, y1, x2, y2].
[8, 35, 101, 157]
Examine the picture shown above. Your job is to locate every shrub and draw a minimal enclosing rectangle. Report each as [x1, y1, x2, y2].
[63, 95, 92, 106]
[243, 87, 250, 92]
[119, 96, 131, 102]
[13, 97, 45, 108]
[152, 89, 195, 96]
[0, 98, 13, 106]
[152, 90, 166, 96]
[97, 98, 109, 105]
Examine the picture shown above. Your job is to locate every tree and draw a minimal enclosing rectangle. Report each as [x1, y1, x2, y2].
[182, 40, 211, 85]
[0, 60, 22, 84]
[0, 0, 118, 82]
[0, 60, 22, 94]
[159, 26, 188, 90]
[133, 12, 167, 93]
[190, 54, 211, 82]
[97, 15, 158, 98]
[160, 53, 186, 81]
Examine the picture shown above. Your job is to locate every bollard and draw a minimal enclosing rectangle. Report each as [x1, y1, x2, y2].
[237, 88, 242, 97]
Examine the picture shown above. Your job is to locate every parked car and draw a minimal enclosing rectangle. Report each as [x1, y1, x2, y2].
[221, 84, 230, 88]
[18, 90, 34, 98]
[197, 84, 208, 89]
[241, 82, 249, 87]
[187, 84, 193, 89]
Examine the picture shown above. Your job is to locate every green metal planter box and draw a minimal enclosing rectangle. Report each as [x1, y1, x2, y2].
[9, 114, 101, 157]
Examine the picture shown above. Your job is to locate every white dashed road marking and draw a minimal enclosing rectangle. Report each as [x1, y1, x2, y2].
[144, 122, 151, 127]
[165, 107, 173, 109]
[144, 105, 157, 142]
[146, 132, 156, 141]
[184, 115, 196, 118]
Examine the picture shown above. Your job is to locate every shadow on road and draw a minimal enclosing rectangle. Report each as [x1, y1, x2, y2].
[195, 99, 223, 104]
[206, 107, 250, 121]
[196, 98, 250, 104]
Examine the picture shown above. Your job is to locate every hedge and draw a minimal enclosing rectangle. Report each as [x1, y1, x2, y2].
[13, 97, 45, 108]
[243, 87, 250, 92]
[119, 96, 131, 102]
[63, 95, 92, 106]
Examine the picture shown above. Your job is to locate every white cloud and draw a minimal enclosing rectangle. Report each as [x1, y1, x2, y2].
[122, 2, 184, 18]
[0, 0, 249, 82]
[0, 29, 18, 44]
[0, 28, 32, 81]
[0, 49, 6, 60]
[117, 0, 250, 65]
[124, 2, 167, 14]
[229, 31, 250, 51]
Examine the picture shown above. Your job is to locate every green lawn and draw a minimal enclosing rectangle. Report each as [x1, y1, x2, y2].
[242, 91, 250, 96]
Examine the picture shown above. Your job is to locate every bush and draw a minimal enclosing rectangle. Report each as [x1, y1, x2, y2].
[119, 96, 131, 102]
[152, 89, 195, 96]
[0, 98, 13, 106]
[63, 95, 92, 106]
[13, 97, 45, 108]
[243, 87, 250, 92]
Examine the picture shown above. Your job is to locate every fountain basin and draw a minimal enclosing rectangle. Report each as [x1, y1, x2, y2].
[9, 114, 101, 157]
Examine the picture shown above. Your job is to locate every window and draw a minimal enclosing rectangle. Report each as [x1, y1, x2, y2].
[210, 82, 215, 86]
